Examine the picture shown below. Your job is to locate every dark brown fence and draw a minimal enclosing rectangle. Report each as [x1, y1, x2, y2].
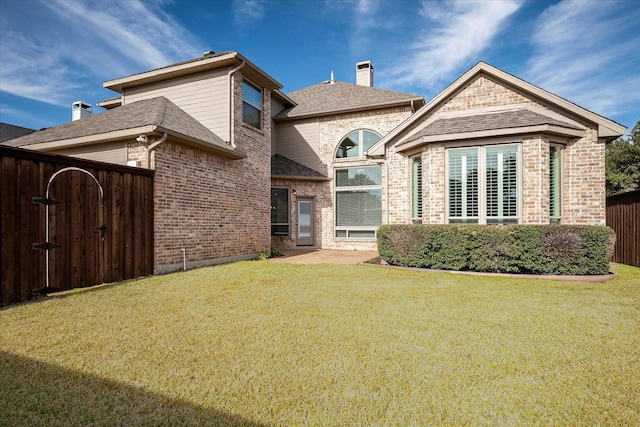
[606, 189, 640, 267]
[1, 146, 154, 306]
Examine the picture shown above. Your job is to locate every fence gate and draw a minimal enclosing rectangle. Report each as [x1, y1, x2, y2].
[1, 146, 154, 306]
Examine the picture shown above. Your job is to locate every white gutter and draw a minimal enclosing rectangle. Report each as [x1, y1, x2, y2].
[227, 61, 245, 148]
[146, 132, 168, 168]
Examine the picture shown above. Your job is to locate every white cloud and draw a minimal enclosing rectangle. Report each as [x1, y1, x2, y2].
[0, 0, 201, 106]
[380, 0, 522, 90]
[524, 0, 640, 119]
[231, 0, 266, 29]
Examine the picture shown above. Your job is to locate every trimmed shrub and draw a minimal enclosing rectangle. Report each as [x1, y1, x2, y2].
[377, 224, 615, 275]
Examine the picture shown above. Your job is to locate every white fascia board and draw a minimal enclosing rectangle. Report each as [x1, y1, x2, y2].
[394, 124, 586, 154]
[25, 126, 157, 151]
[368, 61, 626, 155]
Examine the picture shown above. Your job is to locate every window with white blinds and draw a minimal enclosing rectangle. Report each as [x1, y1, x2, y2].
[412, 156, 423, 221]
[447, 145, 519, 224]
[335, 166, 382, 238]
[549, 145, 562, 223]
[448, 148, 479, 223]
[486, 146, 518, 224]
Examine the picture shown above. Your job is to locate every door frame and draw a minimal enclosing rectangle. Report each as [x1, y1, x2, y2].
[296, 197, 315, 246]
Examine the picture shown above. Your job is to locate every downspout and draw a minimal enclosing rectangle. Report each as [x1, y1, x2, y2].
[146, 132, 168, 169]
[227, 61, 246, 149]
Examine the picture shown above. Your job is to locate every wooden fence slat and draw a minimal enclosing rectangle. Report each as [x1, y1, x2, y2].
[606, 190, 640, 268]
[1, 146, 154, 306]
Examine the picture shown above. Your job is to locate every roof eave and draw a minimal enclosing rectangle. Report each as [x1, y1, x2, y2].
[154, 126, 246, 160]
[274, 98, 424, 121]
[394, 124, 586, 154]
[369, 61, 626, 154]
[10, 126, 158, 150]
[104, 52, 282, 93]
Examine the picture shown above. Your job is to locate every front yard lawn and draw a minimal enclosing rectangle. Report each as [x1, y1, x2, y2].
[1, 262, 639, 426]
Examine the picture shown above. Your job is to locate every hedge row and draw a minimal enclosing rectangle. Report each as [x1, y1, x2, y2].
[377, 224, 615, 275]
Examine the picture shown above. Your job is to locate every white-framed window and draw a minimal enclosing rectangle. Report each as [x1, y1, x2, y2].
[447, 144, 519, 225]
[242, 79, 262, 129]
[271, 187, 289, 236]
[335, 129, 381, 159]
[550, 145, 562, 224]
[335, 166, 382, 238]
[411, 156, 423, 223]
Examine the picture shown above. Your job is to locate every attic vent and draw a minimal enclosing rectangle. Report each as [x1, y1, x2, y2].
[72, 101, 92, 121]
[356, 61, 373, 87]
[203, 50, 215, 56]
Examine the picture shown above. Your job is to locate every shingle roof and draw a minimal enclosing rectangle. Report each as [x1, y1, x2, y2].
[406, 109, 583, 142]
[4, 97, 231, 153]
[277, 81, 424, 119]
[0, 122, 35, 143]
[271, 154, 327, 180]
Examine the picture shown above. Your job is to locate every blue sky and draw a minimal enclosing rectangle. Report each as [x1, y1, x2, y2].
[1, 0, 638, 133]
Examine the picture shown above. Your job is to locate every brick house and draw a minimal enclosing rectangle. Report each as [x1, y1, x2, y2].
[5, 52, 626, 271]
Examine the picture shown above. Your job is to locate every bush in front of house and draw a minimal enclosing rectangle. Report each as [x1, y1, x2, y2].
[377, 224, 615, 275]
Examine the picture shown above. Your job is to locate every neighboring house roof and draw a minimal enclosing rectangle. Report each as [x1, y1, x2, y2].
[5, 97, 246, 159]
[276, 81, 424, 120]
[369, 61, 626, 156]
[0, 122, 35, 143]
[402, 109, 584, 145]
[271, 154, 328, 181]
[104, 51, 282, 94]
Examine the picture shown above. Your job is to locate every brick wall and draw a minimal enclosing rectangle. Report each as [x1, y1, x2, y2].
[270, 179, 331, 250]
[521, 136, 550, 224]
[422, 144, 446, 224]
[439, 75, 544, 112]
[153, 71, 272, 273]
[317, 107, 413, 250]
[563, 130, 606, 225]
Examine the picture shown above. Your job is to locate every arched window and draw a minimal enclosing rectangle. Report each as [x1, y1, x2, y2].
[335, 130, 381, 159]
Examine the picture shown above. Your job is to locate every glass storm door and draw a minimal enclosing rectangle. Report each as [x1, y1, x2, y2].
[296, 198, 314, 246]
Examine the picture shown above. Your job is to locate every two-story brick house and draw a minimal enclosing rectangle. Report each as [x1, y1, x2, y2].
[5, 51, 626, 272]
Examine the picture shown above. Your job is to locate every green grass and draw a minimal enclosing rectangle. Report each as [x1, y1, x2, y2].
[1, 262, 639, 426]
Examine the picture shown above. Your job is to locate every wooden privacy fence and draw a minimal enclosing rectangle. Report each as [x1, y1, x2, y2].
[606, 189, 640, 268]
[1, 146, 154, 306]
